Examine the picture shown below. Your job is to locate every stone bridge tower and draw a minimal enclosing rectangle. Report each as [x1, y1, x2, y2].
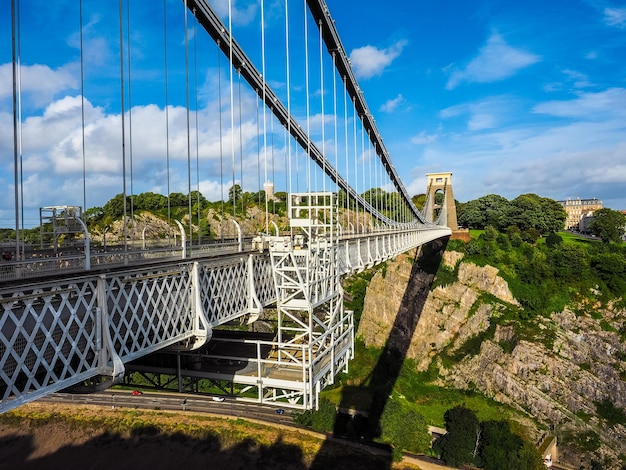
[424, 172, 458, 230]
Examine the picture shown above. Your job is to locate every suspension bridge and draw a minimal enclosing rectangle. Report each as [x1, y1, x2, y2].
[1, 0, 452, 414]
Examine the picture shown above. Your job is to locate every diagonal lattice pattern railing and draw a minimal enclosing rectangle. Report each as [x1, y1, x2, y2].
[0, 253, 275, 413]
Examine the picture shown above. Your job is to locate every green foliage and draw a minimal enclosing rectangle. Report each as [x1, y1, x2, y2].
[545, 232, 563, 248]
[440, 321, 497, 368]
[432, 263, 458, 289]
[291, 397, 336, 433]
[446, 238, 467, 252]
[548, 244, 591, 283]
[459, 225, 626, 313]
[343, 270, 375, 324]
[434, 405, 480, 467]
[103, 193, 131, 218]
[594, 399, 626, 427]
[455, 323, 496, 358]
[589, 208, 626, 243]
[592, 251, 626, 296]
[508, 194, 566, 234]
[458, 194, 511, 230]
[479, 420, 544, 470]
[458, 193, 566, 234]
[433, 405, 543, 470]
[228, 184, 242, 204]
[380, 262, 388, 278]
[561, 429, 601, 453]
[134, 192, 168, 211]
[379, 398, 431, 457]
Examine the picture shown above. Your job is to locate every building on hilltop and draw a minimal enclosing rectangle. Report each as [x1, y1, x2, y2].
[557, 198, 602, 231]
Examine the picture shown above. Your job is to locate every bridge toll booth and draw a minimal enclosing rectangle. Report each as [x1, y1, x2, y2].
[423, 172, 458, 230]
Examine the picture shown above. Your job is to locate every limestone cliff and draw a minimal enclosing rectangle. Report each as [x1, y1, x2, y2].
[356, 251, 626, 469]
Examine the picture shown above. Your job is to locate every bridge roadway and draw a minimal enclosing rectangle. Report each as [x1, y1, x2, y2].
[1, 226, 451, 414]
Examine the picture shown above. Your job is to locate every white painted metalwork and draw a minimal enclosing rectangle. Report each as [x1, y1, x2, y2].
[0, 253, 274, 413]
[262, 192, 354, 409]
[0, 220, 448, 413]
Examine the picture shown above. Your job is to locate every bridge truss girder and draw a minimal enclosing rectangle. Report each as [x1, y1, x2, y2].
[0, 254, 275, 414]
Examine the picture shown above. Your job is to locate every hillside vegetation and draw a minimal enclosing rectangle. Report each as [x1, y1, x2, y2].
[333, 226, 626, 469]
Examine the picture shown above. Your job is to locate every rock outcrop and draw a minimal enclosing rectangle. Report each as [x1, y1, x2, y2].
[356, 251, 626, 469]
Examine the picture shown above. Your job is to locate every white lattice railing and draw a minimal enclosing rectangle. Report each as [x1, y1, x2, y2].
[0, 252, 274, 414]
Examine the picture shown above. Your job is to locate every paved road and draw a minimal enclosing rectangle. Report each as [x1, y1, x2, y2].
[42, 390, 295, 426]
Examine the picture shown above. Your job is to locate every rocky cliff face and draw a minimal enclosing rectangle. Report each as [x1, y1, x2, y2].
[356, 251, 626, 468]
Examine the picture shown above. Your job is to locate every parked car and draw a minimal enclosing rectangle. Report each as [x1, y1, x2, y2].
[131, 390, 142, 396]
[212, 396, 225, 402]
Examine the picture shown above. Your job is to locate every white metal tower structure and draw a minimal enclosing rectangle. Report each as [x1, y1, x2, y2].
[268, 192, 353, 409]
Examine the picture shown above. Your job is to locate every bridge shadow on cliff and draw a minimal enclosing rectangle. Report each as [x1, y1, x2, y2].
[310, 236, 449, 469]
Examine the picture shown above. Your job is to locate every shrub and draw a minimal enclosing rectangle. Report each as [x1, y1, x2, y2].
[595, 399, 626, 427]
[380, 398, 430, 458]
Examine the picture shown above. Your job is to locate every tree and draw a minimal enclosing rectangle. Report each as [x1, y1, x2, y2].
[548, 244, 591, 283]
[189, 190, 208, 207]
[134, 192, 167, 211]
[228, 184, 242, 204]
[537, 196, 567, 233]
[103, 193, 131, 217]
[507, 194, 540, 231]
[588, 208, 626, 243]
[457, 194, 510, 230]
[433, 406, 480, 467]
[412, 193, 427, 210]
[507, 194, 566, 234]
[592, 252, 626, 295]
[292, 397, 336, 433]
[85, 206, 104, 222]
[169, 192, 187, 207]
[479, 420, 544, 470]
[380, 398, 430, 457]
[545, 232, 563, 248]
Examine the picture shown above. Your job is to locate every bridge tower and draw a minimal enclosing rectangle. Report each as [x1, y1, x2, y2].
[424, 172, 458, 230]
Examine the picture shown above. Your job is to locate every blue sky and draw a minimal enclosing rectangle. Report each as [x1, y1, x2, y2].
[1, 0, 625, 228]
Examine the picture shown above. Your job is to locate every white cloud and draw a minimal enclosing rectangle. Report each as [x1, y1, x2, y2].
[211, 0, 258, 27]
[0, 83, 274, 224]
[604, 7, 626, 27]
[412, 91, 626, 209]
[562, 69, 593, 89]
[468, 113, 496, 131]
[439, 96, 514, 131]
[349, 40, 408, 80]
[380, 94, 404, 113]
[533, 88, 626, 119]
[0, 62, 77, 108]
[410, 131, 437, 145]
[446, 33, 540, 90]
